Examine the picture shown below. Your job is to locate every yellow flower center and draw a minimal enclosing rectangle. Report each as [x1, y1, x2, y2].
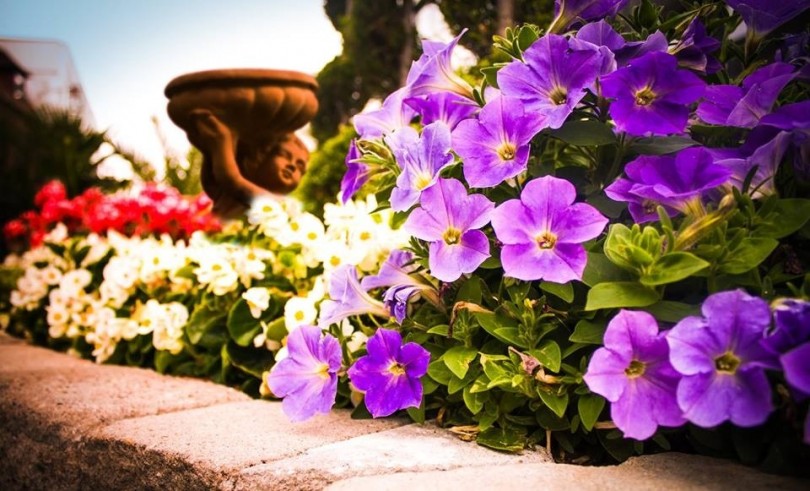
[330, 256, 341, 267]
[295, 311, 305, 321]
[624, 359, 646, 378]
[314, 362, 330, 379]
[307, 232, 318, 241]
[443, 227, 462, 245]
[291, 222, 300, 231]
[212, 264, 222, 271]
[496, 142, 517, 161]
[388, 362, 406, 376]
[535, 231, 557, 250]
[549, 86, 568, 105]
[714, 352, 741, 374]
[634, 87, 657, 106]
[360, 231, 372, 241]
[415, 173, 433, 191]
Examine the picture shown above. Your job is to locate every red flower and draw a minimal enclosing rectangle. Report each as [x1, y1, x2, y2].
[34, 180, 67, 208]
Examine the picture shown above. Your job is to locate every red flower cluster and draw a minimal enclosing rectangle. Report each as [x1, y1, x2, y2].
[3, 180, 221, 251]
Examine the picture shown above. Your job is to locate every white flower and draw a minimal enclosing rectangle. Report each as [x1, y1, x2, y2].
[46, 302, 70, 338]
[276, 212, 325, 248]
[39, 265, 63, 286]
[194, 252, 239, 296]
[316, 238, 365, 275]
[243, 287, 271, 319]
[233, 247, 273, 287]
[79, 233, 111, 266]
[58, 269, 93, 297]
[247, 196, 289, 236]
[44, 223, 68, 243]
[284, 296, 317, 332]
[103, 256, 140, 291]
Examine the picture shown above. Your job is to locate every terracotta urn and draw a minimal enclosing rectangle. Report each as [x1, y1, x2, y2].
[165, 69, 318, 217]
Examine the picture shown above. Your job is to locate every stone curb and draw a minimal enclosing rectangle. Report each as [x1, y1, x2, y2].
[1, 333, 807, 490]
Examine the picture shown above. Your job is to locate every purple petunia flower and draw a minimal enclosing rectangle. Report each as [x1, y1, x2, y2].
[602, 51, 705, 136]
[452, 96, 540, 188]
[670, 18, 722, 74]
[405, 92, 479, 130]
[725, 0, 810, 40]
[549, 0, 630, 32]
[697, 62, 797, 129]
[491, 175, 608, 283]
[318, 265, 391, 328]
[498, 34, 601, 131]
[666, 289, 778, 428]
[386, 121, 455, 212]
[339, 140, 369, 204]
[584, 310, 686, 440]
[713, 130, 791, 197]
[613, 31, 669, 68]
[604, 147, 731, 223]
[403, 178, 494, 283]
[571, 20, 625, 75]
[266, 326, 341, 422]
[353, 87, 417, 140]
[361, 249, 441, 323]
[348, 328, 430, 418]
[405, 30, 474, 100]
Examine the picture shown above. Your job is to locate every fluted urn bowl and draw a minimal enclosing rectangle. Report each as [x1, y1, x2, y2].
[165, 68, 318, 144]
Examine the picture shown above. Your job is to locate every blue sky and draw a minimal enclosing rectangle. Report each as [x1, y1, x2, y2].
[0, 0, 343, 171]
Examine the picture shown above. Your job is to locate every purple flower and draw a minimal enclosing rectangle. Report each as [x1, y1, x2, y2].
[452, 96, 540, 188]
[498, 34, 601, 131]
[725, 0, 810, 40]
[760, 100, 810, 130]
[405, 31, 474, 100]
[614, 31, 669, 67]
[584, 310, 686, 440]
[697, 62, 797, 129]
[266, 326, 341, 422]
[604, 147, 731, 223]
[405, 92, 479, 130]
[339, 140, 369, 204]
[403, 178, 494, 283]
[386, 121, 455, 212]
[347, 328, 430, 418]
[666, 289, 778, 428]
[602, 51, 705, 136]
[571, 20, 625, 75]
[354, 87, 417, 139]
[318, 265, 391, 328]
[763, 299, 810, 401]
[713, 130, 791, 197]
[549, 0, 630, 32]
[670, 18, 722, 74]
[361, 249, 441, 323]
[491, 176, 608, 283]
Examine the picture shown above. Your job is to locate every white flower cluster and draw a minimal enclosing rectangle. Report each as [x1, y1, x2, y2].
[4, 195, 406, 367]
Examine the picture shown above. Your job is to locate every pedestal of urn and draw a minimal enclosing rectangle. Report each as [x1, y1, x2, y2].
[165, 69, 318, 218]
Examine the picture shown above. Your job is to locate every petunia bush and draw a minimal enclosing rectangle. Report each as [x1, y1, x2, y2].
[318, 0, 810, 472]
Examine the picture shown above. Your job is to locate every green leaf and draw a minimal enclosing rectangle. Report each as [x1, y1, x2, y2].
[226, 298, 263, 347]
[475, 312, 529, 348]
[719, 237, 778, 274]
[516, 25, 540, 52]
[186, 303, 226, 345]
[476, 426, 525, 453]
[480, 66, 500, 89]
[225, 341, 274, 379]
[754, 199, 810, 239]
[644, 301, 700, 323]
[540, 281, 574, 303]
[585, 282, 659, 310]
[426, 324, 450, 336]
[569, 319, 606, 344]
[527, 341, 561, 372]
[640, 251, 709, 286]
[443, 346, 479, 379]
[548, 120, 616, 146]
[463, 385, 488, 414]
[630, 135, 698, 155]
[582, 252, 633, 287]
[538, 390, 569, 418]
[427, 359, 454, 385]
[406, 401, 426, 423]
[578, 394, 605, 431]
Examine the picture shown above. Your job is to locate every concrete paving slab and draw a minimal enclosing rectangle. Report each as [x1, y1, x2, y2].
[235, 421, 550, 490]
[100, 400, 406, 472]
[326, 452, 808, 491]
